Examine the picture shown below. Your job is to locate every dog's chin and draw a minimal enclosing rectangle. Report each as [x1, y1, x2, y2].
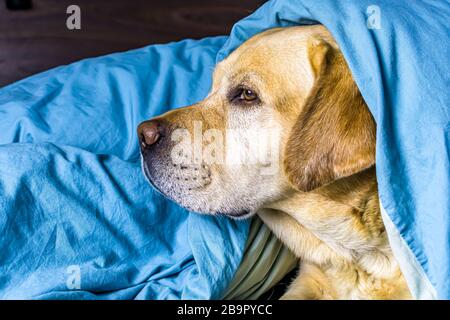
[141, 161, 163, 194]
[220, 210, 256, 220]
[181, 207, 256, 220]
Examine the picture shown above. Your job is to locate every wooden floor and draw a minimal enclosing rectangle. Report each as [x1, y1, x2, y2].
[0, 0, 266, 87]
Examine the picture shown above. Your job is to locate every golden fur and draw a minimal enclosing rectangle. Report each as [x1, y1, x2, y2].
[138, 25, 412, 299]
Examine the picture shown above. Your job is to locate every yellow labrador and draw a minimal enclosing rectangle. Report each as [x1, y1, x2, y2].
[137, 25, 411, 299]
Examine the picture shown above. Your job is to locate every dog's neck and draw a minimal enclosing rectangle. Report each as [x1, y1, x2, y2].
[259, 167, 409, 297]
[271, 167, 380, 222]
[263, 167, 390, 265]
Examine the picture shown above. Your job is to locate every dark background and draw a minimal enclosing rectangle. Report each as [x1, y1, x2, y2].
[0, 0, 266, 87]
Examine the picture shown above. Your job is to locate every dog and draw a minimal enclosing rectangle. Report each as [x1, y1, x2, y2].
[137, 25, 412, 299]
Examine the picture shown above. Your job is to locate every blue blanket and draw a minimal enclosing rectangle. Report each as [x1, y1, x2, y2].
[1, 0, 449, 299]
[0, 38, 249, 299]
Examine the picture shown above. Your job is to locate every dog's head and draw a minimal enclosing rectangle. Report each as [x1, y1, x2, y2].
[138, 25, 376, 218]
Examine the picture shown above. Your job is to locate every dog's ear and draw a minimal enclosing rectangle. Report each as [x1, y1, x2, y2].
[284, 38, 376, 192]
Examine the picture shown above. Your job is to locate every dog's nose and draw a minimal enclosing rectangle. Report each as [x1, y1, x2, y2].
[138, 120, 161, 148]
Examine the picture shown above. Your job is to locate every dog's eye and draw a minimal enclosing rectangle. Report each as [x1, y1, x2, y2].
[241, 89, 258, 101]
[230, 87, 260, 105]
